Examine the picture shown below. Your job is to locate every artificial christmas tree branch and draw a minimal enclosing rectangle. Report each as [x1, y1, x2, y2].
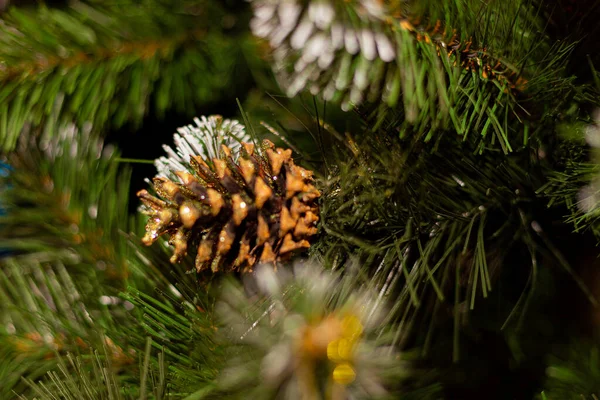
[0, 125, 191, 398]
[19, 340, 167, 400]
[538, 101, 600, 237]
[308, 109, 599, 367]
[249, 0, 577, 154]
[0, 0, 599, 398]
[0, 0, 260, 152]
[1, 125, 131, 281]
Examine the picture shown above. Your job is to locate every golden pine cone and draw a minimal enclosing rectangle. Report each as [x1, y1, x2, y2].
[137, 139, 320, 273]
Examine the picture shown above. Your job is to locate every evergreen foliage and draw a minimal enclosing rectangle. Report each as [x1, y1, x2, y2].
[0, 0, 599, 398]
[540, 342, 600, 400]
[249, 0, 577, 154]
[0, 0, 258, 152]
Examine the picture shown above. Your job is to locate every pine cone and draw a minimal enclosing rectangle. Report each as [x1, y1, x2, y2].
[138, 138, 320, 273]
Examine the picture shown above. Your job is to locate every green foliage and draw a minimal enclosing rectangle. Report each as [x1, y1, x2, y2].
[0, 123, 201, 397]
[0, 124, 131, 279]
[2, 0, 600, 398]
[250, 0, 577, 153]
[0, 125, 132, 397]
[409, 0, 545, 52]
[120, 287, 222, 397]
[305, 108, 596, 365]
[20, 341, 167, 400]
[540, 342, 600, 400]
[0, 0, 259, 152]
[537, 106, 600, 237]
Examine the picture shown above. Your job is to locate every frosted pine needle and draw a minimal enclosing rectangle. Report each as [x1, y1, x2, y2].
[155, 115, 250, 179]
[250, 0, 397, 109]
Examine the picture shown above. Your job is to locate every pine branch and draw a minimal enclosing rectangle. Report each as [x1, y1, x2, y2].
[0, 124, 183, 397]
[1, 124, 131, 281]
[120, 287, 220, 397]
[538, 106, 600, 237]
[539, 341, 600, 400]
[0, 120, 232, 397]
[0, 0, 258, 152]
[309, 114, 576, 359]
[249, 0, 576, 153]
[0, 255, 138, 399]
[19, 340, 167, 400]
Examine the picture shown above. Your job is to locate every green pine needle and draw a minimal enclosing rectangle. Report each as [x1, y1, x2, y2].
[0, 1, 258, 152]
